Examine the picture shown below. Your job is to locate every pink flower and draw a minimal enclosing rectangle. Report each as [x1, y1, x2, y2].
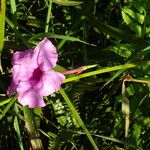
[7, 38, 65, 108]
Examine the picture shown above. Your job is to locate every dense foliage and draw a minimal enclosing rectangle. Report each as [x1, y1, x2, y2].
[0, 0, 150, 149]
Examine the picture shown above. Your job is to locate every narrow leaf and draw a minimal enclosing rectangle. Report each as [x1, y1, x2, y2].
[0, 95, 17, 120]
[0, 0, 6, 53]
[89, 16, 137, 42]
[14, 104, 24, 150]
[0, 97, 11, 106]
[29, 32, 95, 46]
[49, 0, 82, 6]
[5, 16, 29, 47]
[59, 88, 99, 150]
[100, 70, 124, 90]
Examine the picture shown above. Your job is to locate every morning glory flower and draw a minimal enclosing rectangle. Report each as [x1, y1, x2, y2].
[7, 38, 65, 108]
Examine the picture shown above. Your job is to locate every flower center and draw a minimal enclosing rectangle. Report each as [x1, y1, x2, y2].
[31, 67, 43, 82]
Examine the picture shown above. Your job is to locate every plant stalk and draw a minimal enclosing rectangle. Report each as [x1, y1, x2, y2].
[23, 106, 43, 150]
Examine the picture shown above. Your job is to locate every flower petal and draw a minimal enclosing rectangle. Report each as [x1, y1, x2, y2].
[7, 65, 34, 96]
[7, 38, 63, 108]
[34, 38, 58, 70]
[7, 81, 17, 96]
[13, 65, 33, 83]
[39, 70, 65, 96]
[17, 80, 46, 108]
[12, 49, 34, 66]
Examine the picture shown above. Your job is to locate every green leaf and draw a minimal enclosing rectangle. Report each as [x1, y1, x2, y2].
[52, 99, 79, 127]
[121, 7, 143, 36]
[108, 44, 133, 58]
[77, 131, 139, 148]
[39, 129, 57, 139]
[132, 123, 141, 146]
[9, 0, 18, 26]
[100, 70, 124, 90]
[143, 117, 150, 128]
[5, 16, 29, 47]
[0, 97, 11, 106]
[57, 116, 67, 126]
[132, 0, 145, 13]
[122, 7, 144, 24]
[34, 108, 43, 118]
[14, 104, 24, 150]
[49, 0, 82, 6]
[94, 134, 138, 149]
[89, 16, 137, 42]
[59, 88, 99, 150]
[29, 32, 95, 46]
[0, 0, 6, 53]
[0, 95, 17, 120]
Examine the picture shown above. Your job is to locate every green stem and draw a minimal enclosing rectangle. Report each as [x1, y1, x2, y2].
[128, 78, 150, 84]
[64, 63, 137, 83]
[59, 88, 99, 150]
[45, 1, 52, 33]
[82, 22, 88, 64]
[23, 106, 43, 150]
[57, 39, 67, 50]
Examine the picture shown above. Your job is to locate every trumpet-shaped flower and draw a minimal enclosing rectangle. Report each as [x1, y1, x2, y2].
[7, 38, 65, 108]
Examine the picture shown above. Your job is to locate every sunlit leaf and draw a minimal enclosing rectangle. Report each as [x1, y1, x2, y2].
[121, 7, 143, 36]
[0, 0, 6, 53]
[0, 97, 11, 106]
[49, 0, 82, 6]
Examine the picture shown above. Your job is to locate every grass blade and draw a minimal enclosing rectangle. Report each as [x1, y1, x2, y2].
[59, 88, 99, 150]
[0, 97, 11, 106]
[0, 0, 6, 53]
[49, 0, 82, 6]
[5, 16, 29, 47]
[0, 95, 17, 120]
[89, 16, 137, 42]
[14, 104, 24, 150]
[100, 70, 124, 90]
[29, 32, 96, 46]
[9, 0, 18, 26]
[0, 0, 6, 72]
